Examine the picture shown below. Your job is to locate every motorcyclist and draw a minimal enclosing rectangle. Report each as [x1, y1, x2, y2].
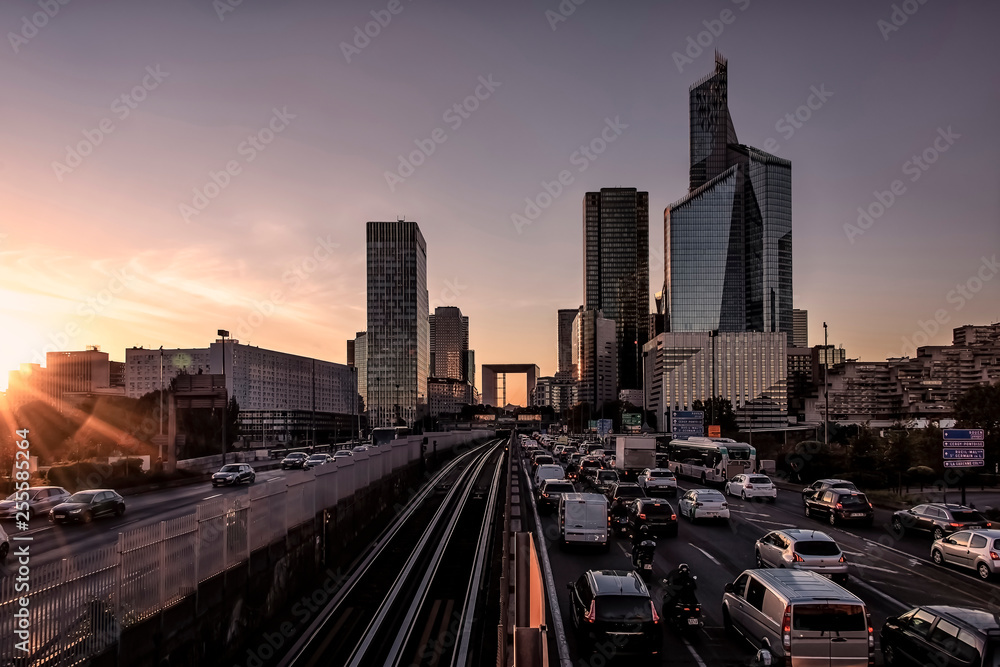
[662, 563, 697, 611]
[631, 537, 656, 568]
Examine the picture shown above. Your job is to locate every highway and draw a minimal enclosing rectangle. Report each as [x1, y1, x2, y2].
[521, 448, 991, 665]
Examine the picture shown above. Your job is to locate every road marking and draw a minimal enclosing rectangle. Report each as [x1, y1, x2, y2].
[692, 545, 721, 566]
[852, 563, 901, 575]
[682, 637, 708, 667]
[729, 509, 771, 517]
[203, 494, 221, 500]
[842, 550, 864, 557]
[849, 576, 907, 611]
[863, 538, 914, 559]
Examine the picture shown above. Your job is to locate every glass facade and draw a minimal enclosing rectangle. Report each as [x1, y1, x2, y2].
[667, 55, 793, 338]
[366, 221, 429, 428]
[584, 188, 649, 390]
[572, 308, 617, 408]
[429, 306, 469, 381]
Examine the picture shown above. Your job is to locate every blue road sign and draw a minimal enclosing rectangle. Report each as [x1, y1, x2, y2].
[944, 460, 984, 468]
[943, 429, 985, 441]
[943, 440, 985, 448]
[943, 449, 986, 460]
[672, 411, 704, 419]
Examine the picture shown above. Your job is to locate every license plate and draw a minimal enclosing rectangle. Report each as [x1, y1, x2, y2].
[704, 512, 717, 517]
[643, 564, 652, 570]
[852, 513, 866, 517]
[687, 618, 699, 625]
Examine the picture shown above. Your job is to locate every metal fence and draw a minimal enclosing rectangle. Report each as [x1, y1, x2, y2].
[0, 432, 490, 665]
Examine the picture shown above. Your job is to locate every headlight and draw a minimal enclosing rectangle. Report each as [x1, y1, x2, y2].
[70, 508, 82, 514]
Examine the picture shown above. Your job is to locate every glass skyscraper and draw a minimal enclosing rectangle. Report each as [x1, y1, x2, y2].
[584, 188, 649, 390]
[666, 54, 792, 336]
[366, 220, 429, 427]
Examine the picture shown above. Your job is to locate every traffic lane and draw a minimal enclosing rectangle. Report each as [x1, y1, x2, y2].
[0, 468, 292, 572]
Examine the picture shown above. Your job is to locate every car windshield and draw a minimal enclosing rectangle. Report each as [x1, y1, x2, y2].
[794, 540, 841, 556]
[749, 476, 771, 484]
[545, 483, 574, 494]
[952, 510, 986, 522]
[5, 490, 38, 501]
[67, 492, 96, 503]
[698, 492, 725, 501]
[832, 482, 857, 490]
[642, 504, 673, 516]
[308, 455, 324, 460]
[792, 604, 866, 632]
[287, 453, 305, 458]
[596, 596, 653, 622]
[839, 494, 869, 506]
[598, 472, 618, 480]
[220, 465, 241, 473]
[650, 471, 674, 478]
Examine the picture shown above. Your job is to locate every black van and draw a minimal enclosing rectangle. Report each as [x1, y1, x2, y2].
[881, 605, 1000, 666]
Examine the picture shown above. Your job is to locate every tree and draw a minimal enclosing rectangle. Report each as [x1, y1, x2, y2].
[953, 382, 1000, 482]
[691, 397, 739, 437]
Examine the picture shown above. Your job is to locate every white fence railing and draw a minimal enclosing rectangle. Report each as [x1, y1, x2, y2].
[0, 431, 491, 665]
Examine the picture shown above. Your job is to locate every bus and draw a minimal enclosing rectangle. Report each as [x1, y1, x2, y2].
[370, 426, 410, 447]
[662, 436, 756, 485]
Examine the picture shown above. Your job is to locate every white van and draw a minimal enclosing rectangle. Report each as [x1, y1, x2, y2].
[722, 568, 873, 666]
[558, 492, 609, 551]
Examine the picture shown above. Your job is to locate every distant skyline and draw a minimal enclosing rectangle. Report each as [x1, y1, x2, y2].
[1, 0, 998, 407]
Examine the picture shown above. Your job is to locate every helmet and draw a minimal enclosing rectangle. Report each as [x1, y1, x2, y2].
[678, 563, 690, 573]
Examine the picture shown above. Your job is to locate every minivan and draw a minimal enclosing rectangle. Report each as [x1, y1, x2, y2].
[722, 568, 873, 666]
[558, 493, 609, 551]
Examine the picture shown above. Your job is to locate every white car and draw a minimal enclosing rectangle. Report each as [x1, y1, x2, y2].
[678, 488, 730, 523]
[0, 486, 71, 520]
[636, 468, 678, 497]
[726, 474, 777, 501]
[534, 464, 565, 488]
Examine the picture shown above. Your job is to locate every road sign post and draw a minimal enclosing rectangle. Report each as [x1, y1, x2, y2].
[943, 429, 985, 506]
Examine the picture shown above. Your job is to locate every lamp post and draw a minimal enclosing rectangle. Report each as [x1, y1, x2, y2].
[709, 330, 719, 427]
[218, 329, 229, 464]
[823, 322, 829, 447]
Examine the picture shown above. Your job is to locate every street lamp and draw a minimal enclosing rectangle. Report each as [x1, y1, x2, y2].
[823, 322, 829, 447]
[218, 329, 229, 464]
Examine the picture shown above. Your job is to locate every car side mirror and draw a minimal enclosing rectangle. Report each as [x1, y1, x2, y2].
[566, 583, 573, 592]
[724, 583, 734, 593]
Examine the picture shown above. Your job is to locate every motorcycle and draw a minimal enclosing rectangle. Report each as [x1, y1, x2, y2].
[661, 575, 703, 634]
[610, 512, 629, 536]
[631, 539, 656, 578]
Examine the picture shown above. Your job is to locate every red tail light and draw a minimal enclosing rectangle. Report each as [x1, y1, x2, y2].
[991, 551, 999, 561]
[650, 601, 660, 624]
[746, 484, 753, 489]
[671, 514, 677, 521]
[839, 554, 847, 563]
[639, 513, 646, 520]
[835, 503, 843, 510]
[585, 600, 596, 623]
[782, 604, 792, 652]
[793, 553, 804, 562]
[950, 522, 963, 528]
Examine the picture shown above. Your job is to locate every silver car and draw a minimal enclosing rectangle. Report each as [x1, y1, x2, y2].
[931, 529, 1000, 580]
[755, 528, 849, 582]
[637, 468, 678, 497]
[0, 486, 71, 521]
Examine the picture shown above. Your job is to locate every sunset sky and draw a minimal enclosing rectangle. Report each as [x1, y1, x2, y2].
[1, 0, 998, 405]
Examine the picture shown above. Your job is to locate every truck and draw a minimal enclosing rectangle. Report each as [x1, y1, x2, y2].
[614, 436, 656, 480]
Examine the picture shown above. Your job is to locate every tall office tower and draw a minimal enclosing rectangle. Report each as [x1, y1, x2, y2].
[366, 221, 429, 427]
[557, 308, 580, 376]
[792, 309, 809, 348]
[666, 53, 792, 336]
[572, 308, 618, 409]
[429, 306, 470, 381]
[584, 188, 649, 390]
[348, 332, 367, 409]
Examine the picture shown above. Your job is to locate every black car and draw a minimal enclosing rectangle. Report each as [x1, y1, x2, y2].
[801, 478, 858, 504]
[881, 605, 1000, 666]
[804, 488, 874, 527]
[537, 479, 576, 514]
[606, 482, 647, 513]
[212, 463, 256, 486]
[50, 490, 125, 524]
[626, 497, 678, 538]
[281, 452, 309, 470]
[891, 503, 991, 541]
[0, 523, 8, 561]
[567, 570, 661, 657]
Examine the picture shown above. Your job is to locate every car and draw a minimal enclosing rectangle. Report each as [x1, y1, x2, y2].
[566, 570, 661, 657]
[333, 450, 354, 460]
[591, 469, 620, 493]
[530, 454, 555, 475]
[211, 463, 255, 486]
[534, 464, 565, 488]
[564, 460, 581, 482]
[49, 490, 125, 524]
[804, 488, 874, 526]
[552, 444, 566, 459]
[281, 452, 309, 469]
[754, 528, 849, 583]
[931, 529, 1000, 580]
[578, 457, 604, 483]
[537, 479, 576, 514]
[726, 474, 777, 502]
[636, 468, 678, 497]
[626, 497, 678, 538]
[0, 486, 71, 521]
[0, 523, 8, 560]
[677, 488, 729, 522]
[891, 503, 992, 541]
[304, 453, 333, 469]
[605, 482, 647, 514]
[801, 478, 858, 504]
[352, 445, 372, 453]
[881, 605, 1000, 667]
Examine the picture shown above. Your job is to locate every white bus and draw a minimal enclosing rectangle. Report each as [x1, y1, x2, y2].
[663, 436, 756, 485]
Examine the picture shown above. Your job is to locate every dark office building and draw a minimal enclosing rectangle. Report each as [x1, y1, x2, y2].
[666, 53, 792, 336]
[557, 308, 580, 376]
[584, 188, 649, 390]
